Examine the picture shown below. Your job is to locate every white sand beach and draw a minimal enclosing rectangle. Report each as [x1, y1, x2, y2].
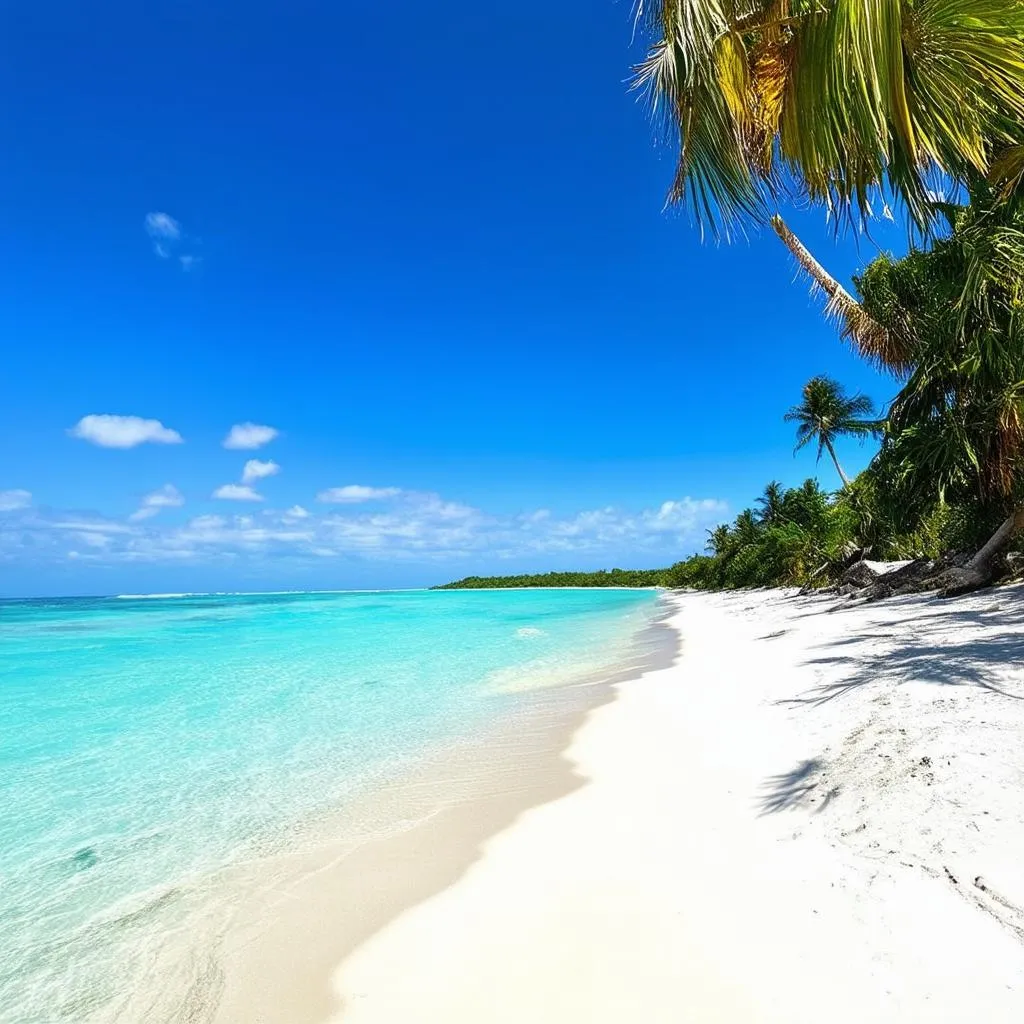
[216, 586, 1024, 1022]
[332, 586, 1024, 1022]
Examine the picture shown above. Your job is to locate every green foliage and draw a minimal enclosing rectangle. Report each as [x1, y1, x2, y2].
[658, 472, 989, 592]
[857, 181, 1024, 517]
[633, 0, 1024, 234]
[433, 569, 672, 589]
[665, 478, 842, 590]
[783, 376, 877, 484]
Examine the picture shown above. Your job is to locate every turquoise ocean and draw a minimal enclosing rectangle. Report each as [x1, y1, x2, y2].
[0, 587, 660, 1022]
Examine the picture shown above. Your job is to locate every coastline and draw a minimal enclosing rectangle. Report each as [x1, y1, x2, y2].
[180, 600, 677, 1023]
[320, 586, 1024, 1022]
[144, 584, 1024, 1022]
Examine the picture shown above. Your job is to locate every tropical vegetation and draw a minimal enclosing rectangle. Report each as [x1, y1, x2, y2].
[434, 569, 672, 589]
[633, 0, 1024, 235]
[629, 0, 1024, 599]
[448, 8, 1024, 597]
[784, 377, 876, 486]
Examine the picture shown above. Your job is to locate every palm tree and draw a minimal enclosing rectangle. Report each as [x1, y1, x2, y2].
[705, 523, 732, 556]
[770, 180, 1024, 592]
[632, 1, 1024, 235]
[755, 480, 786, 524]
[769, 215, 908, 372]
[784, 377, 876, 486]
[732, 508, 762, 545]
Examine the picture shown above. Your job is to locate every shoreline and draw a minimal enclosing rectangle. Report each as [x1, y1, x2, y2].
[168, 600, 678, 1023]
[138, 584, 1024, 1022]
[327, 586, 1024, 1022]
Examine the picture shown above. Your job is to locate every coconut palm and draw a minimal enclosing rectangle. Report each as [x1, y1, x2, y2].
[632, 0, 1024, 234]
[770, 215, 906, 372]
[773, 178, 1024, 590]
[859, 183, 1024, 503]
[785, 377, 876, 485]
[706, 522, 732, 555]
[755, 480, 786, 524]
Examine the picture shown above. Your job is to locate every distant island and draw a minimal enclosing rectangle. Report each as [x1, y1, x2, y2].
[433, 568, 671, 589]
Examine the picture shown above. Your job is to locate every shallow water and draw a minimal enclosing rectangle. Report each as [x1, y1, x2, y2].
[0, 588, 659, 1022]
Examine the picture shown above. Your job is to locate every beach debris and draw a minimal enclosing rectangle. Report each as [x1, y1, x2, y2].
[841, 560, 882, 590]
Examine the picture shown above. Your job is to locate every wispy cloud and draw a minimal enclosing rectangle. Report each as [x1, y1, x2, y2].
[144, 211, 200, 268]
[242, 459, 280, 484]
[223, 423, 279, 450]
[0, 489, 32, 512]
[128, 484, 185, 522]
[317, 485, 401, 504]
[69, 414, 184, 449]
[213, 483, 264, 502]
[0, 489, 727, 569]
[145, 212, 181, 240]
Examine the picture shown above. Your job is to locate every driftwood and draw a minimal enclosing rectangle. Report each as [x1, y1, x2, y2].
[861, 558, 938, 601]
[823, 508, 1024, 605]
[936, 508, 1024, 598]
[842, 560, 882, 590]
[798, 545, 876, 597]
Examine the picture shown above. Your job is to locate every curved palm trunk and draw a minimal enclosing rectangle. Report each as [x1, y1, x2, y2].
[822, 437, 851, 487]
[771, 215, 858, 312]
[770, 215, 906, 371]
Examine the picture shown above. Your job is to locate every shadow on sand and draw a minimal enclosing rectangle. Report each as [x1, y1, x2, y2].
[780, 597, 1024, 707]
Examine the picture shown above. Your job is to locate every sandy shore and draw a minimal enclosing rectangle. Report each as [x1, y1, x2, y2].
[202, 609, 676, 1023]
[218, 586, 1024, 1022]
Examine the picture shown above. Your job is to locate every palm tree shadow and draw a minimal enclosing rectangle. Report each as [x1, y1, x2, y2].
[758, 758, 839, 815]
[780, 598, 1024, 707]
[762, 594, 1024, 816]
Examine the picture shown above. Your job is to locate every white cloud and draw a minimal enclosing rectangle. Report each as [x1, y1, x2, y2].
[242, 459, 280, 484]
[129, 484, 185, 522]
[145, 212, 181, 239]
[0, 486, 727, 569]
[144, 213, 200, 269]
[76, 531, 114, 549]
[223, 423, 279, 450]
[69, 414, 183, 449]
[213, 484, 264, 502]
[317, 485, 401, 504]
[49, 519, 137, 536]
[0, 489, 31, 512]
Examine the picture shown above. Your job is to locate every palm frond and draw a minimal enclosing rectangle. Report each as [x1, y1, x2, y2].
[635, 0, 1024, 233]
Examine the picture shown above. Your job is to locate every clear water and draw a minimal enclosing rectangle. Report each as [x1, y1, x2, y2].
[0, 587, 659, 1022]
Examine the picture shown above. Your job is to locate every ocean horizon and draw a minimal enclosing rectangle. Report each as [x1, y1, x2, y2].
[0, 587, 661, 1022]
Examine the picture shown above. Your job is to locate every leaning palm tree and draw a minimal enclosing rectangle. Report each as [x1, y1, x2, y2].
[784, 377, 876, 485]
[632, 1, 1024, 235]
[769, 215, 908, 372]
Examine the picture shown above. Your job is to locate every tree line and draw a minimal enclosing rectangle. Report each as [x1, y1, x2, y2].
[434, 569, 670, 590]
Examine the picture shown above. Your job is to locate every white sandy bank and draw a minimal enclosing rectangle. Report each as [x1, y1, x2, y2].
[329, 586, 1024, 1022]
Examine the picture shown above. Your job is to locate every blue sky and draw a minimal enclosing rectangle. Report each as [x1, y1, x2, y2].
[1, 2, 904, 597]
